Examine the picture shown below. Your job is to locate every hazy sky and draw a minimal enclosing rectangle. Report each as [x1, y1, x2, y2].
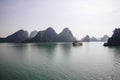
[1, 0, 120, 39]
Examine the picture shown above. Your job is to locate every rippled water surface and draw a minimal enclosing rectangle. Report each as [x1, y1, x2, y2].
[0, 42, 120, 80]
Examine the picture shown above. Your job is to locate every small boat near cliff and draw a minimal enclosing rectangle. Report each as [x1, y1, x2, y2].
[72, 41, 83, 46]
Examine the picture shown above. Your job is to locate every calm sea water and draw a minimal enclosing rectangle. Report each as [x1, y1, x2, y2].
[0, 42, 120, 80]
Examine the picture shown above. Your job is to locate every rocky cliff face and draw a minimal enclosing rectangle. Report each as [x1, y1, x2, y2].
[90, 37, 98, 42]
[81, 35, 91, 42]
[101, 35, 109, 42]
[0, 27, 76, 43]
[30, 27, 58, 42]
[3, 30, 28, 42]
[29, 30, 38, 39]
[30, 27, 76, 42]
[57, 28, 76, 42]
[104, 28, 120, 46]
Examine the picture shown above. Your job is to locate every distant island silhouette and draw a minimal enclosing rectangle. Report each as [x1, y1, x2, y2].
[0, 27, 76, 43]
[0, 30, 28, 43]
[81, 35, 109, 42]
[0, 27, 111, 43]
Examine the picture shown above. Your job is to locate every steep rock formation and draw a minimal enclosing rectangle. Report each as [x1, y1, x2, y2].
[81, 35, 91, 42]
[29, 27, 76, 42]
[29, 30, 38, 38]
[101, 35, 109, 42]
[3, 30, 28, 42]
[104, 28, 120, 46]
[57, 28, 76, 42]
[30, 27, 58, 42]
[90, 37, 98, 42]
[0, 27, 76, 43]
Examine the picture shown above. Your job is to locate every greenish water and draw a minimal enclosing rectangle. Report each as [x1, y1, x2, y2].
[0, 42, 120, 80]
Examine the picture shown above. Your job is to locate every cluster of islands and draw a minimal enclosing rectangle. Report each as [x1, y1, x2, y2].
[0, 27, 120, 46]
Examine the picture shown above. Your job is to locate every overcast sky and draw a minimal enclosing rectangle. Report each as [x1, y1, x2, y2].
[0, 0, 120, 39]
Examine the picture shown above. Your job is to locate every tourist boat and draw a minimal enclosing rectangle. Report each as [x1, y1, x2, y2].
[72, 41, 83, 46]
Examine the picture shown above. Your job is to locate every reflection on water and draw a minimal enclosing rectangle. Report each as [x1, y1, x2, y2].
[108, 46, 120, 54]
[106, 46, 120, 80]
[33, 43, 58, 52]
[0, 42, 120, 80]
